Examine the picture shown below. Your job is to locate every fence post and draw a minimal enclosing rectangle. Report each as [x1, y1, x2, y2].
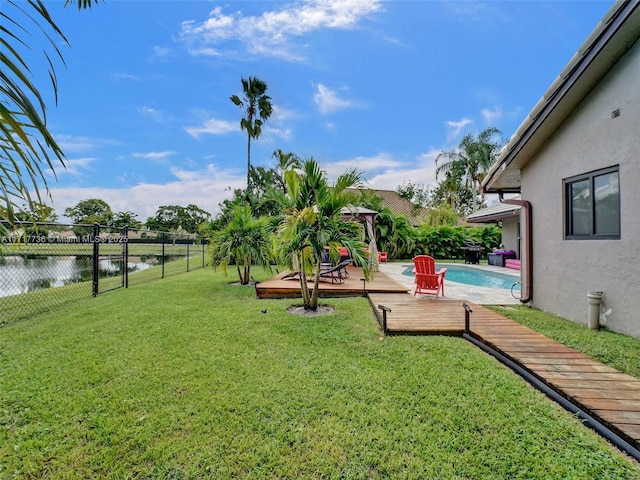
[92, 223, 100, 297]
[202, 239, 205, 268]
[124, 226, 129, 289]
[161, 232, 166, 279]
[186, 238, 190, 272]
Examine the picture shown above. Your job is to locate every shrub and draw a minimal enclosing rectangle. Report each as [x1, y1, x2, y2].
[412, 225, 501, 259]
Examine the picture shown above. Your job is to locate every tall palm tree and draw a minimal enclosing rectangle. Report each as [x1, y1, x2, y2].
[230, 77, 273, 196]
[435, 127, 503, 212]
[272, 159, 369, 311]
[1, 0, 97, 234]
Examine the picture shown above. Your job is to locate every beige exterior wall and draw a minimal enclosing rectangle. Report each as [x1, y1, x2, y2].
[520, 39, 640, 338]
[501, 217, 520, 256]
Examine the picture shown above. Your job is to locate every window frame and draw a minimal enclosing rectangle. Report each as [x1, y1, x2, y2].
[564, 165, 620, 240]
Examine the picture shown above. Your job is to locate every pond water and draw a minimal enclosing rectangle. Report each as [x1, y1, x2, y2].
[0, 255, 173, 298]
[403, 263, 520, 290]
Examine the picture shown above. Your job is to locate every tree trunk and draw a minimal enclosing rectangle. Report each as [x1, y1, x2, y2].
[236, 265, 243, 284]
[471, 177, 478, 213]
[299, 269, 311, 309]
[309, 261, 321, 311]
[246, 134, 252, 199]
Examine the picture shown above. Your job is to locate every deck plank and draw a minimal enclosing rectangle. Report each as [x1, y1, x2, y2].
[255, 267, 409, 299]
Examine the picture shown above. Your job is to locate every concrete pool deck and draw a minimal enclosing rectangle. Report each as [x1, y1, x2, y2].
[378, 261, 522, 305]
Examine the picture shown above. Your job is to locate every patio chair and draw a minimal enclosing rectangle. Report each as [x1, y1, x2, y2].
[377, 251, 388, 263]
[412, 255, 447, 298]
[318, 259, 352, 284]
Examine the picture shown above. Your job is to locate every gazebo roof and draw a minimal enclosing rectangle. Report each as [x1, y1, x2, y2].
[341, 205, 378, 217]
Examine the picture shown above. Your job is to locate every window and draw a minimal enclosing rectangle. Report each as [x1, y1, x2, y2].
[564, 166, 620, 239]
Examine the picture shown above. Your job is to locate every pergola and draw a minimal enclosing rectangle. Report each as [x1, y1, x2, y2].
[341, 205, 378, 266]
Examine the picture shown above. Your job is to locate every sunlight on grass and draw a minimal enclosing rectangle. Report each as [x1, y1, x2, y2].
[1, 270, 638, 478]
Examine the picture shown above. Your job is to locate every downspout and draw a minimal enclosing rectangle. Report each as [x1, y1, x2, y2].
[500, 196, 533, 303]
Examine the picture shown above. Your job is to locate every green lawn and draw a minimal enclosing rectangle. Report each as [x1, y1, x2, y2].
[1, 269, 639, 479]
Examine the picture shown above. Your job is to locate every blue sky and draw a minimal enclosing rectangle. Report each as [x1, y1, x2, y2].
[28, 1, 612, 222]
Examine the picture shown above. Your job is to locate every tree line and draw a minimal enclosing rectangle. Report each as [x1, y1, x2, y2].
[13, 199, 210, 235]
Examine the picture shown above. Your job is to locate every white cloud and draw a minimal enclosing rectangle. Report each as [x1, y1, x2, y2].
[185, 104, 294, 142]
[138, 105, 169, 123]
[45, 148, 443, 224]
[55, 135, 119, 154]
[56, 157, 95, 176]
[179, 1, 383, 61]
[443, 1, 509, 26]
[445, 118, 473, 142]
[367, 166, 436, 192]
[321, 150, 440, 191]
[151, 45, 172, 59]
[261, 105, 296, 141]
[185, 118, 238, 138]
[49, 163, 244, 222]
[132, 151, 176, 161]
[313, 84, 356, 115]
[112, 72, 142, 82]
[323, 152, 400, 178]
[270, 104, 297, 123]
[481, 106, 503, 124]
[365, 148, 441, 190]
[265, 126, 292, 142]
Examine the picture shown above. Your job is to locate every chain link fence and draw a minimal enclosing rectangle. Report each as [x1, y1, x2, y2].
[0, 222, 208, 325]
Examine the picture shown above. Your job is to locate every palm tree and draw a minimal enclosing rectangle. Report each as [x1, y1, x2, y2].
[435, 127, 503, 213]
[425, 204, 459, 227]
[230, 77, 273, 196]
[208, 204, 272, 285]
[2, 1, 97, 235]
[272, 149, 301, 192]
[272, 159, 369, 311]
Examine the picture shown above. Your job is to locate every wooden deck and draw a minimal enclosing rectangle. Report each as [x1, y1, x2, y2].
[368, 293, 465, 335]
[367, 293, 640, 454]
[255, 266, 409, 299]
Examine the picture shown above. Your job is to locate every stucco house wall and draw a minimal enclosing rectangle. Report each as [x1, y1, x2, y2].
[521, 38, 640, 337]
[500, 217, 520, 256]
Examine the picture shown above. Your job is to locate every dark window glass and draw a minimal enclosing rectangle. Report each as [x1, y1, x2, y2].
[594, 171, 620, 235]
[565, 167, 620, 239]
[570, 179, 591, 235]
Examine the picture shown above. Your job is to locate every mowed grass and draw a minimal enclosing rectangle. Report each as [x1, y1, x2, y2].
[1, 269, 639, 479]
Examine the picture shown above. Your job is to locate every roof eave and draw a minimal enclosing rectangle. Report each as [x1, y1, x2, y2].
[466, 211, 520, 223]
[483, 0, 640, 194]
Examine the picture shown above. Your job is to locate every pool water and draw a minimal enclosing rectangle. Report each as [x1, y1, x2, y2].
[403, 264, 520, 290]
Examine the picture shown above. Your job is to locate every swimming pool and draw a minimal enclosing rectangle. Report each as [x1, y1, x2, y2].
[403, 264, 520, 290]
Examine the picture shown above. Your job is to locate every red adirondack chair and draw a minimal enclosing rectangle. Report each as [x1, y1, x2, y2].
[412, 255, 447, 298]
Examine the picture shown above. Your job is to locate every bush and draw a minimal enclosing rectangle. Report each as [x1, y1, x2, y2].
[466, 225, 502, 253]
[412, 225, 501, 259]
